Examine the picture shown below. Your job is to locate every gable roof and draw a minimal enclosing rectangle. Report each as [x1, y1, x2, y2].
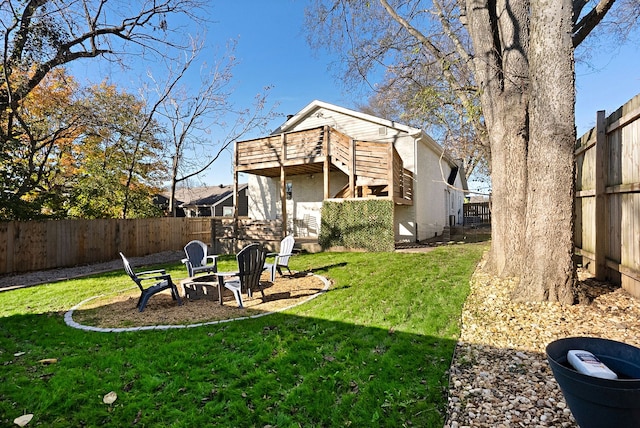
[276, 99, 423, 135]
[163, 183, 247, 207]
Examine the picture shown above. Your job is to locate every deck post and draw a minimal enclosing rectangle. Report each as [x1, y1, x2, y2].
[233, 143, 239, 252]
[388, 143, 395, 202]
[349, 139, 355, 198]
[280, 133, 287, 238]
[323, 126, 330, 199]
[594, 110, 606, 281]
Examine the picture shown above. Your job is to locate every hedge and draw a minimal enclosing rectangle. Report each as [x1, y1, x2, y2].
[319, 199, 394, 252]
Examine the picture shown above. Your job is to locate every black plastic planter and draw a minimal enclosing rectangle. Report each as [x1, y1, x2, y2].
[546, 337, 640, 428]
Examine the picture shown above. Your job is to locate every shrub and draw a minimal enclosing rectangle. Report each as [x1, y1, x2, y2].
[319, 199, 394, 252]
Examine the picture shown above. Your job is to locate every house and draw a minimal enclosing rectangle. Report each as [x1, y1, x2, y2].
[155, 183, 248, 217]
[234, 100, 467, 243]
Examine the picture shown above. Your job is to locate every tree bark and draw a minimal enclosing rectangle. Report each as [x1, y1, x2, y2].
[516, 0, 577, 303]
[464, 0, 530, 277]
[466, 0, 577, 302]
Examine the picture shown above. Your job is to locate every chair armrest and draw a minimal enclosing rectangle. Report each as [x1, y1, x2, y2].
[205, 255, 218, 264]
[215, 271, 238, 277]
[138, 272, 172, 282]
[137, 268, 167, 277]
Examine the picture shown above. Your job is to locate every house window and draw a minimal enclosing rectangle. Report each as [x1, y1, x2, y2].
[286, 181, 293, 200]
[223, 206, 233, 217]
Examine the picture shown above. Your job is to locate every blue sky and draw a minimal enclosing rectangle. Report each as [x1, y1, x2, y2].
[71, 1, 640, 188]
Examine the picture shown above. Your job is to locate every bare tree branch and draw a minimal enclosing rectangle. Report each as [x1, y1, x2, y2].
[573, 0, 617, 47]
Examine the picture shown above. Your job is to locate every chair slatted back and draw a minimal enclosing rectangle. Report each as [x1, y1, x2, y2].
[278, 235, 295, 266]
[236, 243, 266, 294]
[184, 240, 207, 268]
[119, 252, 144, 292]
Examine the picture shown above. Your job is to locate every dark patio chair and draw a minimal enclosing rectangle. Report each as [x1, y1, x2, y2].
[119, 252, 183, 312]
[182, 240, 218, 277]
[223, 243, 267, 308]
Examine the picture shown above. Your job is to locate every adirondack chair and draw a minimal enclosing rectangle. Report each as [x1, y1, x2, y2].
[119, 252, 182, 312]
[182, 240, 218, 277]
[264, 235, 295, 282]
[222, 243, 267, 308]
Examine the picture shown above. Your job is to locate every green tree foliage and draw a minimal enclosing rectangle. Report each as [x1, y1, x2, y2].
[0, 0, 203, 220]
[0, 68, 85, 219]
[66, 83, 166, 219]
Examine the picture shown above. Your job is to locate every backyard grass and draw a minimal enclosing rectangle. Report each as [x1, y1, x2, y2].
[0, 243, 487, 427]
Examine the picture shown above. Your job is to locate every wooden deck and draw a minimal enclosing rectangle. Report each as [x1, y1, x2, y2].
[235, 125, 413, 204]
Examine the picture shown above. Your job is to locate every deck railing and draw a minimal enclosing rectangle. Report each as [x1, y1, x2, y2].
[236, 126, 413, 204]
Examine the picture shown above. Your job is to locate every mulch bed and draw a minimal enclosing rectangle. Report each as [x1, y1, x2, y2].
[72, 272, 328, 328]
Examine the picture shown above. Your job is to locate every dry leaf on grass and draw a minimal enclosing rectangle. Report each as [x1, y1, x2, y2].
[14, 414, 33, 426]
[103, 391, 117, 405]
[38, 358, 57, 365]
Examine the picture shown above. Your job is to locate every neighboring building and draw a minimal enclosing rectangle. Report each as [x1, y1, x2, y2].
[155, 183, 248, 217]
[234, 100, 467, 242]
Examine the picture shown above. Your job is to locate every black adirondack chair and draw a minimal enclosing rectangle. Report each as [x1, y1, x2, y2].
[182, 240, 218, 277]
[223, 243, 267, 308]
[119, 252, 183, 312]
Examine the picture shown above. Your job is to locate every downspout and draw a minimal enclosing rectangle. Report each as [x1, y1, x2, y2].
[411, 131, 421, 242]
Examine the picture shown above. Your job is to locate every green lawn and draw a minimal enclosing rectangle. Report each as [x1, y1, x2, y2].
[0, 243, 486, 427]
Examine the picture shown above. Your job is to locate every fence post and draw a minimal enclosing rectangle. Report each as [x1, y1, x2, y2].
[210, 218, 216, 254]
[594, 110, 607, 281]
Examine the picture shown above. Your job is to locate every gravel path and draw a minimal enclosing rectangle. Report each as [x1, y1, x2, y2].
[0, 251, 184, 292]
[445, 258, 640, 427]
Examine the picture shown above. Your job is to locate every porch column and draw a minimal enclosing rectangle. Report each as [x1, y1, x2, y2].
[280, 133, 287, 238]
[349, 139, 355, 198]
[388, 143, 395, 202]
[323, 126, 330, 199]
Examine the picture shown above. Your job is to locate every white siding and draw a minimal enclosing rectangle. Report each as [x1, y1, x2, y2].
[247, 175, 278, 220]
[414, 136, 447, 239]
[288, 107, 410, 145]
[248, 171, 348, 236]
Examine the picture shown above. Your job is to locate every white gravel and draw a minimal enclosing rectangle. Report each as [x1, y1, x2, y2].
[445, 258, 640, 427]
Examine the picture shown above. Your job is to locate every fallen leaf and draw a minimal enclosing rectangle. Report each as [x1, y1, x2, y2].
[14, 352, 25, 357]
[38, 358, 57, 365]
[14, 414, 33, 426]
[103, 391, 117, 405]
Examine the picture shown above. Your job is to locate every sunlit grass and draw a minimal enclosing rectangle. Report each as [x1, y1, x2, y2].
[0, 243, 486, 427]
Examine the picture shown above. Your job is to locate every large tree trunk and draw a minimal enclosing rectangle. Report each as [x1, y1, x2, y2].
[515, 0, 576, 303]
[466, 0, 576, 302]
[486, 95, 529, 277]
[465, 0, 530, 277]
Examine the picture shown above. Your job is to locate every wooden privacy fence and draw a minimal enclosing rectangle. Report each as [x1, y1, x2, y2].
[463, 202, 491, 226]
[574, 94, 640, 298]
[0, 217, 284, 275]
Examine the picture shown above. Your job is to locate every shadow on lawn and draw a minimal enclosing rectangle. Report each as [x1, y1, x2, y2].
[0, 307, 460, 427]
